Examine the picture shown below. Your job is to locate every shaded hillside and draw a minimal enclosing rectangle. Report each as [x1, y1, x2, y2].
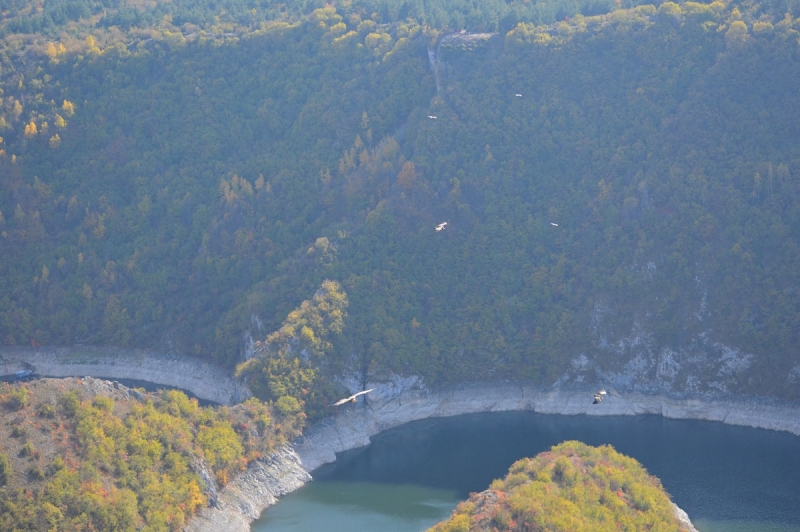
[429, 440, 693, 532]
[0, 10, 436, 358]
[0, 1, 799, 398]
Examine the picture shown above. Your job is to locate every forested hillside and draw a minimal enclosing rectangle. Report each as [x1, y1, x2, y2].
[0, 378, 302, 530]
[1, 0, 800, 402]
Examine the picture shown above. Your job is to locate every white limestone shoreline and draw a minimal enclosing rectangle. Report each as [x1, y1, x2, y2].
[0, 346, 251, 405]
[187, 378, 800, 531]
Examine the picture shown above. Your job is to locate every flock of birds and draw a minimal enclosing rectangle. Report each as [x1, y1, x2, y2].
[434, 221, 558, 231]
[331, 387, 608, 408]
[332, 107, 573, 409]
[332, 197, 564, 404]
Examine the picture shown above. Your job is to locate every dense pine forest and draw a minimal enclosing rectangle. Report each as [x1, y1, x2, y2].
[1, 0, 800, 412]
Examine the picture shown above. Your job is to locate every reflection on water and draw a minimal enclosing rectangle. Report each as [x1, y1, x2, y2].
[252, 412, 800, 532]
[254, 481, 458, 532]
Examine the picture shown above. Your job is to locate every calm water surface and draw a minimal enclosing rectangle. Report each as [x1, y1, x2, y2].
[252, 412, 800, 532]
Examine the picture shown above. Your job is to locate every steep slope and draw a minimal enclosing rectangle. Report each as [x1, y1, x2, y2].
[0, 377, 301, 530]
[0, 2, 799, 399]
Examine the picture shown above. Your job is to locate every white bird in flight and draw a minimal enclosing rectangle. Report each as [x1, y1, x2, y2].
[592, 389, 607, 405]
[428, 115, 437, 119]
[331, 388, 375, 406]
[515, 94, 522, 97]
[435, 222, 448, 231]
[550, 222, 558, 227]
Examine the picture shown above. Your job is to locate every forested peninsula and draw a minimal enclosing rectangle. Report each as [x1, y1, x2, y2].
[1, 0, 800, 528]
[429, 441, 697, 532]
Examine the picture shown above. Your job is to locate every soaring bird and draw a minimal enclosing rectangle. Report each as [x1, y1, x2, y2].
[515, 94, 522, 97]
[435, 222, 448, 232]
[428, 115, 437, 119]
[550, 222, 558, 227]
[592, 389, 607, 405]
[331, 388, 375, 406]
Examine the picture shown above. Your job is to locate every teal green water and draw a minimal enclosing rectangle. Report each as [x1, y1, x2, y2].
[253, 481, 459, 531]
[253, 488, 800, 532]
[694, 519, 800, 532]
[252, 488, 800, 532]
[251, 413, 800, 531]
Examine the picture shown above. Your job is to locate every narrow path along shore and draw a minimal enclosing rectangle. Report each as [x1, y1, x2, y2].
[0, 346, 250, 405]
[188, 377, 800, 531]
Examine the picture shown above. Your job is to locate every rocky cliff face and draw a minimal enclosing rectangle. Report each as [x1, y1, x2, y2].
[185, 448, 311, 532]
[553, 298, 765, 396]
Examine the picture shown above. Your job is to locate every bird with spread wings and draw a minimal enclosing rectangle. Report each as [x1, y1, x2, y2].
[592, 389, 607, 404]
[331, 388, 375, 406]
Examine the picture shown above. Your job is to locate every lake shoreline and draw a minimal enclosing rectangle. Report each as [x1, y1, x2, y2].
[188, 378, 800, 531]
[3, 347, 793, 531]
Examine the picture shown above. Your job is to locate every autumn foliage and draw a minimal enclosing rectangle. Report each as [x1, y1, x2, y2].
[0, 379, 301, 531]
[430, 441, 691, 532]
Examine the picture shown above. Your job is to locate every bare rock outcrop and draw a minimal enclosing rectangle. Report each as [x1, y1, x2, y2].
[185, 448, 311, 532]
[672, 503, 700, 532]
